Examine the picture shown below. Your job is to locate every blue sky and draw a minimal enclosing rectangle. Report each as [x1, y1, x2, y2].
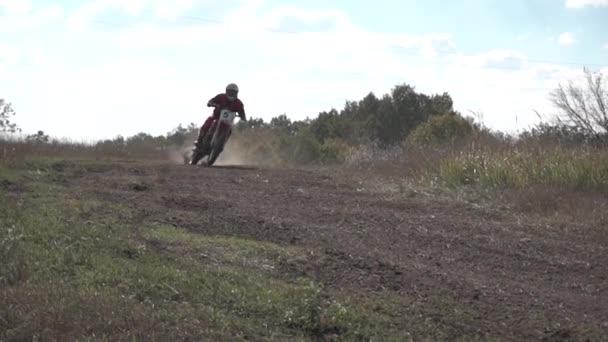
[0, 0, 607, 141]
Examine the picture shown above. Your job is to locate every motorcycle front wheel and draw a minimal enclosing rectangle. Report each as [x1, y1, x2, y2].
[207, 131, 227, 166]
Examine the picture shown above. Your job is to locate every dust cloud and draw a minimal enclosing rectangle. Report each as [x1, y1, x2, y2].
[166, 134, 260, 167]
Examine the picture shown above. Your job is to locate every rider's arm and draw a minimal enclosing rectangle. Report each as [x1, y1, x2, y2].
[238, 101, 247, 121]
[207, 94, 222, 107]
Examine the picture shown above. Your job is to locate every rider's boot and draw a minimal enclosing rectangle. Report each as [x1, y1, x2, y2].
[189, 134, 205, 165]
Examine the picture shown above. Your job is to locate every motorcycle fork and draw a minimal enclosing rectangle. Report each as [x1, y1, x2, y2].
[212, 122, 232, 146]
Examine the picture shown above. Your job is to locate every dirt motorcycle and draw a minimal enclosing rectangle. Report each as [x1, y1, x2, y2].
[190, 108, 242, 166]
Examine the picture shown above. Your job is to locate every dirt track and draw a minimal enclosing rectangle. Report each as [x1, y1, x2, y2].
[67, 160, 608, 341]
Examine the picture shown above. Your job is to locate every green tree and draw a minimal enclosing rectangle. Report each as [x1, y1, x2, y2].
[363, 84, 456, 146]
[126, 132, 167, 151]
[406, 112, 476, 146]
[235, 117, 266, 131]
[166, 124, 189, 146]
[309, 109, 352, 143]
[26, 130, 50, 143]
[337, 92, 380, 144]
[0, 99, 20, 133]
[429, 92, 454, 116]
[270, 114, 294, 134]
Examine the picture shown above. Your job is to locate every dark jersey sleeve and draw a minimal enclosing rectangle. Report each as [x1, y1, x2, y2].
[238, 101, 246, 120]
[207, 94, 223, 107]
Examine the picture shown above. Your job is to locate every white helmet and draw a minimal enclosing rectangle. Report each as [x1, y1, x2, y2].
[226, 83, 239, 100]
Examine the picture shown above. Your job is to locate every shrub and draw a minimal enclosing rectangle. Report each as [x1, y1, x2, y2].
[318, 138, 354, 164]
[405, 113, 476, 147]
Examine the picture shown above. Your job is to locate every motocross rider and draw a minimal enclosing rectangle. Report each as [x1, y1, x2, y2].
[194, 83, 247, 148]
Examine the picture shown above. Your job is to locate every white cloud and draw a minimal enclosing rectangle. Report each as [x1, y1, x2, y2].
[450, 49, 527, 69]
[153, 0, 193, 21]
[2, 0, 605, 139]
[0, 2, 63, 31]
[0, 0, 32, 15]
[0, 43, 20, 65]
[68, 0, 145, 30]
[558, 32, 576, 46]
[67, 0, 196, 30]
[565, 0, 608, 8]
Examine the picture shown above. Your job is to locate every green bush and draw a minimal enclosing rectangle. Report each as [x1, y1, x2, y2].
[278, 130, 322, 165]
[406, 113, 476, 147]
[318, 138, 354, 164]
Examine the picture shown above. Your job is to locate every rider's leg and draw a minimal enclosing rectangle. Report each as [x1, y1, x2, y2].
[196, 116, 215, 146]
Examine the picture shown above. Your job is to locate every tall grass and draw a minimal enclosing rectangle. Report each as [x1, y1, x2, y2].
[0, 138, 179, 162]
[435, 145, 608, 192]
[327, 136, 608, 223]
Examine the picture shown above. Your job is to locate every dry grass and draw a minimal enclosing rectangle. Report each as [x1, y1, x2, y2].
[0, 138, 183, 163]
[435, 145, 608, 191]
[330, 140, 608, 224]
[504, 187, 608, 224]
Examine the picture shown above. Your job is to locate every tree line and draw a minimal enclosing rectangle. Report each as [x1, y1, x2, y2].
[2, 68, 606, 163]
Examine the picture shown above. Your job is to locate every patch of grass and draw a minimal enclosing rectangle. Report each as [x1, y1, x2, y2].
[145, 224, 300, 270]
[143, 226, 497, 341]
[1, 187, 331, 340]
[433, 146, 608, 192]
[0, 138, 171, 162]
[0, 161, 19, 181]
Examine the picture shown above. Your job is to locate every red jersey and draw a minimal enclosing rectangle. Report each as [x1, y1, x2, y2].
[208, 93, 246, 119]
